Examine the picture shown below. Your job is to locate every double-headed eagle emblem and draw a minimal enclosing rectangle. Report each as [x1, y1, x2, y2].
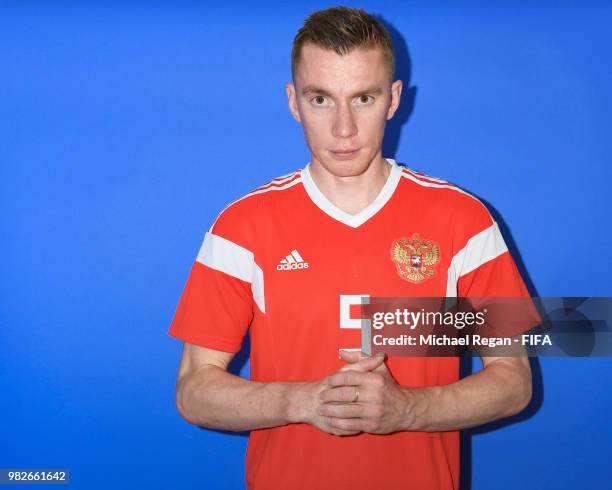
[391, 233, 440, 283]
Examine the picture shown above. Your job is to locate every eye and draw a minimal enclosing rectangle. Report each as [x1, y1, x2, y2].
[312, 95, 327, 105]
[356, 95, 374, 105]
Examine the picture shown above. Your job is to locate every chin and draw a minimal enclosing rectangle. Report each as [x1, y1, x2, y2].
[322, 155, 372, 178]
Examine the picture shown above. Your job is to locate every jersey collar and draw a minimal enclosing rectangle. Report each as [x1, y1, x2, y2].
[300, 158, 402, 228]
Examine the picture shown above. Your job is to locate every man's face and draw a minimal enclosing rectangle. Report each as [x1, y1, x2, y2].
[287, 43, 402, 177]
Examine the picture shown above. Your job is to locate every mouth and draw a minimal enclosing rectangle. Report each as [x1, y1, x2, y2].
[329, 148, 360, 160]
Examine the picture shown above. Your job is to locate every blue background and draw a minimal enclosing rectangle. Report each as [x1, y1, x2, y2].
[2, 1, 611, 488]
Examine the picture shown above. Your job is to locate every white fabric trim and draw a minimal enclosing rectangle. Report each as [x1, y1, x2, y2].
[266, 171, 300, 186]
[403, 168, 453, 185]
[197, 232, 266, 313]
[400, 171, 481, 203]
[271, 170, 297, 182]
[445, 222, 508, 297]
[243, 174, 302, 199]
[301, 158, 402, 228]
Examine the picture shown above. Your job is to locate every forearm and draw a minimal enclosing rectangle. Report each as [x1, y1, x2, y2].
[402, 358, 532, 432]
[177, 365, 311, 431]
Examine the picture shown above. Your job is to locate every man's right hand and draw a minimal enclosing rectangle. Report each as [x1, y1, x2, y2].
[288, 352, 386, 436]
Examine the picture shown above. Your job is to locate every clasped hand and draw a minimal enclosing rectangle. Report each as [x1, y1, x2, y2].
[311, 350, 416, 436]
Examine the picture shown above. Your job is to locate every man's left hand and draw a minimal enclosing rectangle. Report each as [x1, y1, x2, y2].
[318, 351, 418, 434]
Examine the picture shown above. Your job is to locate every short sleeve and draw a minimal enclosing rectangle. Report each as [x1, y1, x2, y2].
[450, 202, 540, 337]
[456, 223, 530, 298]
[167, 231, 258, 353]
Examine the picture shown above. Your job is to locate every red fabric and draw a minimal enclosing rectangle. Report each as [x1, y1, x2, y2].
[168, 163, 533, 490]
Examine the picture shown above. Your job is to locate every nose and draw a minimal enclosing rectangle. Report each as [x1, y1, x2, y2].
[332, 101, 358, 139]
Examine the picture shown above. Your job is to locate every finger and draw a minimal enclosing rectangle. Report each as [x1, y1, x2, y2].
[327, 370, 367, 388]
[339, 354, 386, 373]
[339, 358, 385, 374]
[320, 386, 365, 403]
[332, 429, 360, 437]
[338, 350, 363, 363]
[319, 402, 363, 418]
[328, 417, 365, 432]
[339, 350, 385, 363]
[326, 423, 360, 436]
[372, 359, 394, 377]
[371, 360, 389, 373]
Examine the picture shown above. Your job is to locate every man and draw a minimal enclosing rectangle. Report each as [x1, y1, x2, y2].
[168, 6, 533, 489]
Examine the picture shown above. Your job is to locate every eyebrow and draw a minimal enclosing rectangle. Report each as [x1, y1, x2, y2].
[301, 85, 384, 98]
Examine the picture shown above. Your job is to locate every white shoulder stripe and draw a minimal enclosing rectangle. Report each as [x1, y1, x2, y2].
[402, 167, 452, 185]
[400, 171, 477, 200]
[197, 232, 266, 313]
[250, 171, 300, 193]
[270, 171, 299, 184]
[445, 222, 508, 297]
[244, 175, 302, 199]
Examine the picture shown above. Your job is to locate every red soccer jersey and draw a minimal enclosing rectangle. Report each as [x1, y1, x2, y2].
[169, 158, 532, 490]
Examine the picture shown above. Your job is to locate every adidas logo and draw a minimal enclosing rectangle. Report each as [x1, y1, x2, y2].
[276, 249, 310, 271]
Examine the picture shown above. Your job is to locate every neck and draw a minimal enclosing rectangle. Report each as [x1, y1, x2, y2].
[308, 154, 391, 215]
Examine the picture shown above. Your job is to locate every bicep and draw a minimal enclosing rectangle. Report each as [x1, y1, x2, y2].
[177, 342, 236, 381]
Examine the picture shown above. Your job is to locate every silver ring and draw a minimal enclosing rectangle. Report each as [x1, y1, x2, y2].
[352, 386, 360, 403]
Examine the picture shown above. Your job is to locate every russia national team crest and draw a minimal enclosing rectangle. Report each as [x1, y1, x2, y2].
[391, 233, 440, 283]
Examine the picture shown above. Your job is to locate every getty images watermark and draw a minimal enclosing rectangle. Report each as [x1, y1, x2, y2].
[353, 297, 612, 357]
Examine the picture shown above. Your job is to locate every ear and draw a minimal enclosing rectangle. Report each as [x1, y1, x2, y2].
[286, 82, 302, 124]
[386, 79, 403, 120]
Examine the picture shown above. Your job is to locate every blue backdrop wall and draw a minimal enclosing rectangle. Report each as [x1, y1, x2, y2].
[2, 1, 611, 489]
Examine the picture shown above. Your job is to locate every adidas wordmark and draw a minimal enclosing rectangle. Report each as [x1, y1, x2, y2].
[277, 249, 310, 271]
